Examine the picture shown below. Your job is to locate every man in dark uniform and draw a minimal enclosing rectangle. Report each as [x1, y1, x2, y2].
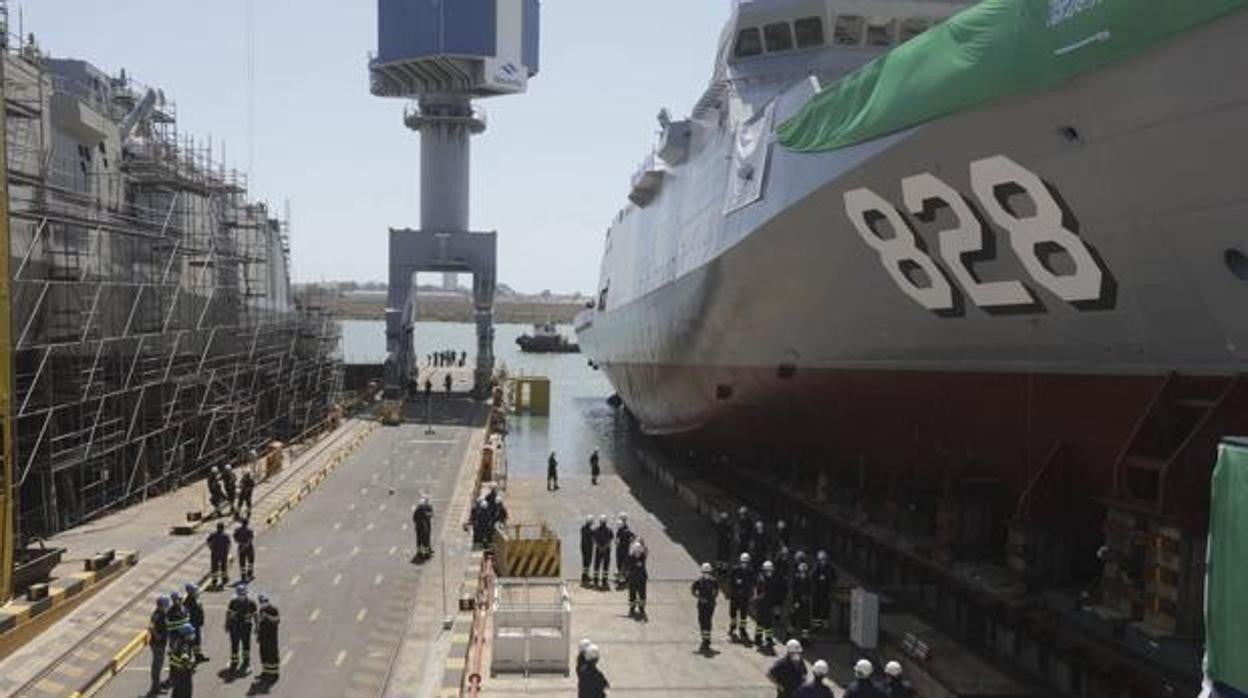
[750, 521, 771, 571]
[221, 467, 237, 516]
[795, 660, 834, 698]
[414, 496, 434, 559]
[237, 471, 255, 519]
[147, 595, 170, 697]
[766, 639, 808, 698]
[729, 552, 755, 643]
[812, 550, 836, 634]
[167, 591, 189, 644]
[589, 449, 601, 485]
[776, 519, 791, 549]
[790, 562, 813, 642]
[225, 585, 257, 674]
[256, 594, 281, 686]
[613, 513, 634, 589]
[444, 373, 452, 394]
[579, 515, 595, 585]
[691, 563, 719, 652]
[883, 661, 916, 698]
[168, 624, 196, 698]
[754, 560, 781, 651]
[207, 523, 231, 589]
[207, 467, 225, 517]
[546, 452, 559, 491]
[845, 660, 885, 697]
[591, 514, 613, 589]
[234, 519, 255, 582]
[714, 512, 733, 570]
[734, 507, 754, 560]
[184, 583, 207, 662]
[577, 644, 609, 698]
[626, 540, 648, 619]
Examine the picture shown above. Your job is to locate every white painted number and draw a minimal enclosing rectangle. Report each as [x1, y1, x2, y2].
[844, 187, 955, 311]
[846, 155, 1105, 312]
[970, 155, 1103, 303]
[901, 173, 1034, 308]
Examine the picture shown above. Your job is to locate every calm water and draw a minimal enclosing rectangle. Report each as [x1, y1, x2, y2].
[340, 320, 621, 478]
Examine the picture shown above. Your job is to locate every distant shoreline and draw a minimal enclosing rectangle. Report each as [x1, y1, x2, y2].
[320, 294, 584, 324]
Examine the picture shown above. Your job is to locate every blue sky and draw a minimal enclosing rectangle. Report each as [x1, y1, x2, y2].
[20, 0, 726, 293]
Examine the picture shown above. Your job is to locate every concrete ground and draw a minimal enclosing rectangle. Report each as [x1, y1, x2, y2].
[478, 444, 845, 697]
[95, 375, 484, 698]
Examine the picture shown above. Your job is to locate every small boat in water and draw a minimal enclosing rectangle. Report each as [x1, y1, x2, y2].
[516, 322, 580, 354]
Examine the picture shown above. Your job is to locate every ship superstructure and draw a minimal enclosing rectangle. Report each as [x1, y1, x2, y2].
[0, 24, 341, 563]
[578, 0, 1248, 693]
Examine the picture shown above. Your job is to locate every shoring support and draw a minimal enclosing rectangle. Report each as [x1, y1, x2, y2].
[0, 48, 16, 602]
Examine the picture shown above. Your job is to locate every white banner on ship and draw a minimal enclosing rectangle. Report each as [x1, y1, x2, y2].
[723, 101, 774, 215]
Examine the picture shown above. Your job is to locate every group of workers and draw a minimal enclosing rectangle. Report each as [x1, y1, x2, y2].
[766, 640, 915, 698]
[470, 484, 510, 548]
[427, 349, 466, 368]
[578, 512, 650, 618]
[206, 519, 257, 588]
[712, 507, 840, 648]
[147, 582, 280, 697]
[205, 464, 255, 520]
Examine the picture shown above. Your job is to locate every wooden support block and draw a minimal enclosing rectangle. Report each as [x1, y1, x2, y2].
[26, 583, 49, 602]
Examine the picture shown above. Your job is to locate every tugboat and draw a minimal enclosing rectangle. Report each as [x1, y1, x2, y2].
[516, 322, 579, 354]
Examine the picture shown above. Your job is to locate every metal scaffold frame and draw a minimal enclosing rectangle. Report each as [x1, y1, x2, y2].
[0, 27, 342, 584]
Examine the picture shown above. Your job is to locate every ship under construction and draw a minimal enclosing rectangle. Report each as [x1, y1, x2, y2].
[0, 15, 342, 600]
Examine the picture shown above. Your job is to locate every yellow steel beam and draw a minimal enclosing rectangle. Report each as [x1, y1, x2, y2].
[0, 49, 13, 603]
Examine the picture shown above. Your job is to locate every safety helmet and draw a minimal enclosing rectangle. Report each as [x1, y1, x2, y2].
[586, 514, 594, 524]
[785, 639, 802, 655]
[585, 644, 600, 662]
[718, 511, 728, 521]
[184, 582, 199, 596]
[740, 552, 751, 564]
[618, 512, 628, 522]
[170, 591, 183, 604]
[578, 638, 591, 653]
[854, 659, 874, 678]
[812, 660, 829, 677]
[157, 595, 170, 609]
[762, 560, 774, 573]
[777, 519, 787, 530]
[598, 514, 608, 523]
[817, 550, 828, 562]
[700, 562, 713, 575]
[211, 466, 219, 474]
[794, 549, 806, 560]
[754, 520, 764, 531]
[258, 594, 270, 605]
[235, 585, 248, 598]
[420, 496, 430, 505]
[885, 661, 902, 677]
[738, 506, 747, 516]
[797, 562, 809, 574]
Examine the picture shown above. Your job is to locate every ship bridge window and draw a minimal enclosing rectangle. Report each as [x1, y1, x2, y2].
[794, 17, 825, 48]
[899, 18, 930, 44]
[867, 17, 897, 47]
[764, 22, 794, 53]
[833, 15, 865, 46]
[734, 28, 763, 59]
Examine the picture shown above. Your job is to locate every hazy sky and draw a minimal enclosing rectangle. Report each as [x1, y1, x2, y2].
[20, 0, 726, 293]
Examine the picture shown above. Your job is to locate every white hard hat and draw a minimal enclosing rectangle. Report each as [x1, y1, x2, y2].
[817, 550, 828, 562]
[420, 496, 430, 505]
[785, 639, 802, 655]
[700, 563, 713, 574]
[585, 644, 600, 662]
[578, 638, 591, 652]
[777, 519, 787, 529]
[598, 514, 608, 523]
[854, 659, 874, 678]
[885, 660, 902, 677]
[813, 660, 829, 677]
[586, 514, 594, 524]
[740, 552, 751, 564]
[618, 512, 628, 521]
[762, 560, 774, 572]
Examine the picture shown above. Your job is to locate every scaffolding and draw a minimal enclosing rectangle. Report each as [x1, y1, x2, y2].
[1, 33, 342, 551]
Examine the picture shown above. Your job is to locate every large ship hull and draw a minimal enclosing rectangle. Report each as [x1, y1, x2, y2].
[579, 8, 1248, 525]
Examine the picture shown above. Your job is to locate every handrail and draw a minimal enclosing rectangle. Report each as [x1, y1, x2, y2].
[1157, 374, 1243, 512]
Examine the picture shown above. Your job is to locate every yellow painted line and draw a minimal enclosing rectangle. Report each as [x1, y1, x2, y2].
[289, 575, 301, 587]
[334, 650, 348, 667]
[445, 656, 466, 670]
[355, 608, 368, 622]
[308, 608, 321, 622]
[35, 678, 65, 694]
[451, 631, 470, 643]
[282, 649, 294, 667]
[332, 573, 342, 586]
[401, 523, 408, 531]
[58, 663, 88, 678]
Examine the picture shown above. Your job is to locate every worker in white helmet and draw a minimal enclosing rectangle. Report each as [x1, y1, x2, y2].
[580, 515, 595, 585]
[728, 552, 755, 643]
[845, 658, 884, 697]
[753, 560, 782, 650]
[577, 643, 609, 697]
[575, 637, 592, 675]
[691, 562, 719, 652]
[884, 660, 915, 697]
[766, 639, 808, 697]
[795, 659, 834, 698]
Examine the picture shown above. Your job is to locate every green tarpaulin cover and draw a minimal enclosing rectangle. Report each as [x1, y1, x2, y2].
[776, 0, 1248, 153]
[1207, 440, 1248, 693]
